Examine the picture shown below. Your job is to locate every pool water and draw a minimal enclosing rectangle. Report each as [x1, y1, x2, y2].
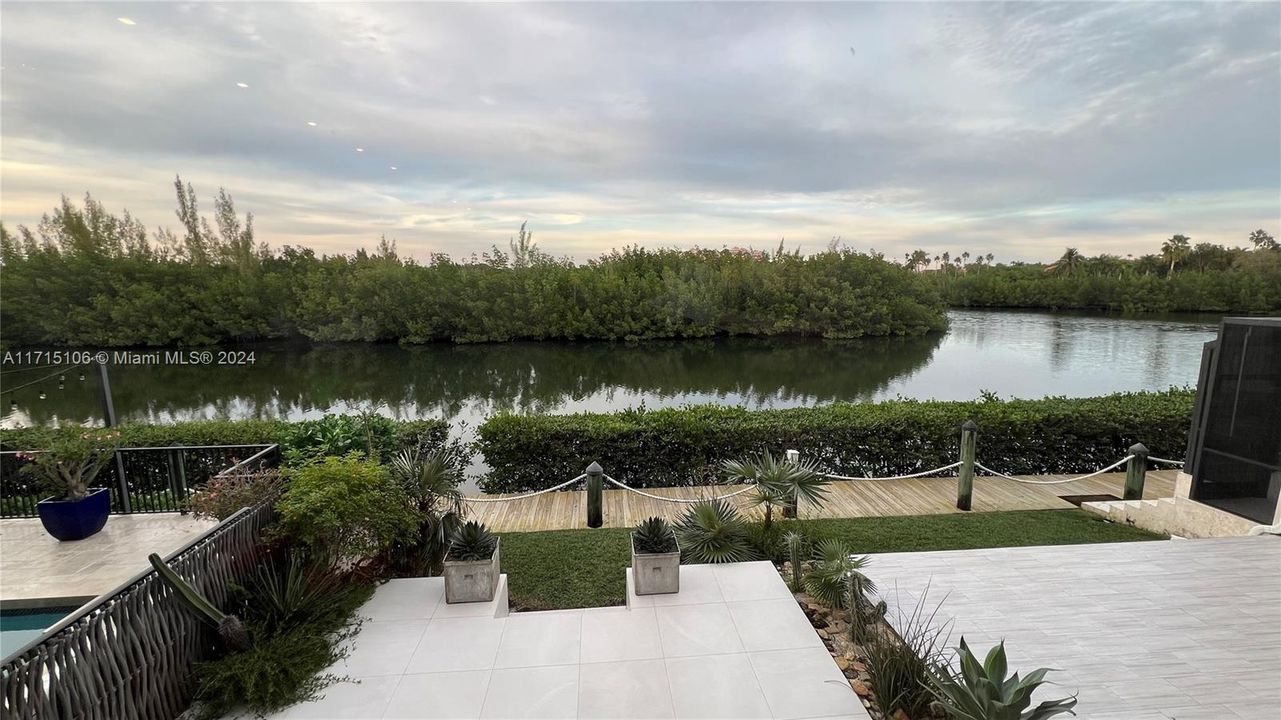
[0, 607, 76, 660]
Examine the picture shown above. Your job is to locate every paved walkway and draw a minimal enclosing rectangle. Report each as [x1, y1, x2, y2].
[268, 562, 867, 720]
[0, 514, 216, 607]
[864, 537, 1281, 720]
[467, 470, 1177, 532]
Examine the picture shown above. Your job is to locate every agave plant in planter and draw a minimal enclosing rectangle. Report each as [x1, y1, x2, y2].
[21, 429, 121, 541]
[632, 517, 680, 595]
[927, 638, 1078, 720]
[444, 521, 501, 603]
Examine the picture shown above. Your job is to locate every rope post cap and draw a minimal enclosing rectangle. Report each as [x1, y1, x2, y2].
[961, 419, 978, 431]
[585, 461, 603, 475]
[1129, 442, 1149, 456]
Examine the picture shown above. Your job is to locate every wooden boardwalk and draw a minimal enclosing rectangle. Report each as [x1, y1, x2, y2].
[465, 470, 1178, 533]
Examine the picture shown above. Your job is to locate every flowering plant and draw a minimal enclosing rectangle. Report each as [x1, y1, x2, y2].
[20, 429, 122, 501]
[188, 469, 283, 520]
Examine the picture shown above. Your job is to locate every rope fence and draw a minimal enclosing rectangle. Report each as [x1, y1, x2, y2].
[974, 456, 1134, 486]
[603, 474, 760, 503]
[459, 420, 1180, 523]
[819, 461, 962, 482]
[460, 473, 586, 502]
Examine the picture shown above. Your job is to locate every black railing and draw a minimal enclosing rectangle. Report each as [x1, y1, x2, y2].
[0, 492, 279, 718]
[0, 444, 279, 518]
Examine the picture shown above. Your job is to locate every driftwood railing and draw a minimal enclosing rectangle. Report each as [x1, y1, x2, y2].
[0, 494, 278, 719]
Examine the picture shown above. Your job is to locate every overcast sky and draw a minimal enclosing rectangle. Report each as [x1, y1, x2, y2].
[2, 2, 1278, 262]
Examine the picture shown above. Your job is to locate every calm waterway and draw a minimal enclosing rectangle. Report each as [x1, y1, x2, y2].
[3, 309, 1219, 431]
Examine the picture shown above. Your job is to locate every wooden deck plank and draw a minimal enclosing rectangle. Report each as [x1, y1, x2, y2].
[464, 470, 1179, 532]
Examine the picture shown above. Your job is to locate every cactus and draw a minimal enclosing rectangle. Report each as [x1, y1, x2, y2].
[783, 530, 805, 590]
[632, 517, 678, 554]
[149, 553, 251, 651]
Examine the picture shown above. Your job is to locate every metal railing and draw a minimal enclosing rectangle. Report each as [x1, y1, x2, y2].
[0, 444, 278, 518]
[0, 491, 279, 719]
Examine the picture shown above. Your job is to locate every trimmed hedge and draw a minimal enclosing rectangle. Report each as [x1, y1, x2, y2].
[0, 417, 449, 456]
[476, 389, 1195, 492]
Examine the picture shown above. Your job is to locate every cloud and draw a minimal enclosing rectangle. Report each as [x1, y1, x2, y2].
[1, 1, 1277, 262]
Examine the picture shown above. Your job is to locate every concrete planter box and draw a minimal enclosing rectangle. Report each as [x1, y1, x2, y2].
[631, 533, 680, 595]
[444, 538, 501, 604]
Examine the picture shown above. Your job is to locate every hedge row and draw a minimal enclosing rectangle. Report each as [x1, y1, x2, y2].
[475, 389, 1195, 492]
[0, 417, 450, 455]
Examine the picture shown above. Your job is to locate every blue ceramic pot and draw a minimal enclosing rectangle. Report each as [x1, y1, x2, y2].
[37, 488, 111, 541]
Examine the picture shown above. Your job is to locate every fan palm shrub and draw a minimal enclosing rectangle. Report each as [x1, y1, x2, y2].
[803, 538, 874, 609]
[723, 451, 831, 527]
[674, 499, 756, 563]
[389, 448, 465, 576]
[928, 638, 1078, 720]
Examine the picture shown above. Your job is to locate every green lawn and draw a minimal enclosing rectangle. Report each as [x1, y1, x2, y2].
[499, 509, 1166, 610]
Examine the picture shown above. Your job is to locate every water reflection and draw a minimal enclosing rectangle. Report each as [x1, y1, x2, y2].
[2, 310, 1219, 431]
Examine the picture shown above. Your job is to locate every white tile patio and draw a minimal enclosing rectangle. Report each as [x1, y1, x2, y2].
[863, 536, 1281, 720]
[0, 513, 216, 606]
[269, 561, 869, 720]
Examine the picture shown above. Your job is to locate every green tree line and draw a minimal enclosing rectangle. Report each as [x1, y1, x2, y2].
[906, 233, 1280, 313]
[0, 180, 945, 347]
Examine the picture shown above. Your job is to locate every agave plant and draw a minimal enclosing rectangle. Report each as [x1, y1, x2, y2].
[928, 638, 1078, 720]
[633, 516, 678, 554]
[803, 538, 875, 609]
[246, 552, 342, 632]
[149, 553, 251, 652]
[448, 520, 498, 561]
[723, 451, 831, 527]
[674, 499, 757, 564]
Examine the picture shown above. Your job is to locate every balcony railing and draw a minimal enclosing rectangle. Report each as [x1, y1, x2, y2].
[0, 444, 279, 517]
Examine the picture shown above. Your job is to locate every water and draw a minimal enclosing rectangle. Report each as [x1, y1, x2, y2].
[2, 310, 1219, 431]
[0, 607, 74, 660]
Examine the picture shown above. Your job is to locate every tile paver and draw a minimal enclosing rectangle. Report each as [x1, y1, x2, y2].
[864, 536, 1281, 720]
[271, 561, 870, 719]
[0, 513, 216, 606]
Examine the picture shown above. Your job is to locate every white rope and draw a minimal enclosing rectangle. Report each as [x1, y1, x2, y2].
[603, 475, 760, 503]
[974, 456, 1134, 485]
[820, 461, 962, 482]
[1148, 456, 1184, 466]
[461, 474, 587, 503]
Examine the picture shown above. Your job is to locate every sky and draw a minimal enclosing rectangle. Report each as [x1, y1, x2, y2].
[1, 2, 1279, 263]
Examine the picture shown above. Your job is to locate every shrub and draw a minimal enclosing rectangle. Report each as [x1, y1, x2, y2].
[193, 581, 373, 718]
[864, 586, 952, 719]
[674, 500, 756, 564]
[928, 638, 1078, 720]
[802, 539, 874, 609]
[476, 389, 1194, 492]
[275, 454, 419, 561]
[388, 448, 466, 577]
[189, 469, 283, 521]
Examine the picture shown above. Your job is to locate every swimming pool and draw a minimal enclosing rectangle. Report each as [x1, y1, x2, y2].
[0, 607, 76, 660]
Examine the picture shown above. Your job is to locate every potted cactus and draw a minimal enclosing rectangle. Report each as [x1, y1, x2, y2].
[22, 429, 121, 541]
[632, 516, 680, 595]
[444, 521, 501, 603]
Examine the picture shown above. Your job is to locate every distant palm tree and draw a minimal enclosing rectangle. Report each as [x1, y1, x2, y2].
[1055, 247, 1083, 276]
[985, 253, 994, 264]
[1161, 235, 1192, 277]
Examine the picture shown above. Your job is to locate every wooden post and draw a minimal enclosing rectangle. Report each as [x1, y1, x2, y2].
[1124, 443, 1149, 501]
[956, 420, 977, 511]
[783, 449, 800, 519]
[586, 461, 603, 528]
